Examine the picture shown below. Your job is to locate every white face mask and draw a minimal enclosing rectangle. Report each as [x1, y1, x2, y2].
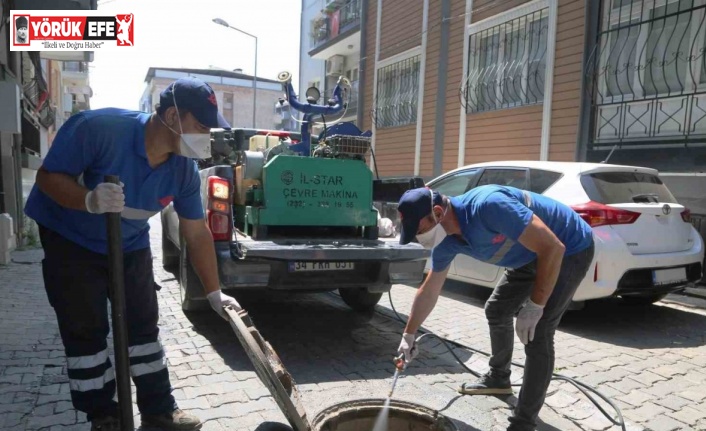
[160, 87, 212, 159]
[415, 190, 448, 250]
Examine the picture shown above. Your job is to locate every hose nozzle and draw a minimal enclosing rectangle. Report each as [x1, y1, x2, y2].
[393, 354, 406, 371]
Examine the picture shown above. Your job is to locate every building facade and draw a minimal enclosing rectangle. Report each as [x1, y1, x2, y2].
[299, 0, 362, 133]
[313, 0, 706, 174]
[0, 0, 96, 250]
[295, 0, 705, 213]
[140, 67, 288, 131]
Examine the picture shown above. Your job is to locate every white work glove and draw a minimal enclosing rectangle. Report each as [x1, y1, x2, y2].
[207, 290, 241, 320]
[515, 299, 544, 345]
[378, 217, 395, 237]
[397, 332, 419, 366]
[85, 182, 125, 214]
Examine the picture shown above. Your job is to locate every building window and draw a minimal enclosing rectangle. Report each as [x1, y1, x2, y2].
[374, 53, 421, 128]
[590, 0, 706, 146]
[464, 6, 549, 114]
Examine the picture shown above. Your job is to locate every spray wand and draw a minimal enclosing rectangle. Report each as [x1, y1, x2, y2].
[387, 353, 406, 398]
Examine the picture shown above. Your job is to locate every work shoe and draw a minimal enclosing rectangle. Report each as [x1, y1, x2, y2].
[141, 409, 203, 431]
[91, 416, 120, 431]
[457, 372, 513, 395]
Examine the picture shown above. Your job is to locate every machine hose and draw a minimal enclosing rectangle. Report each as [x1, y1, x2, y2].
[382, 290, 627, 431]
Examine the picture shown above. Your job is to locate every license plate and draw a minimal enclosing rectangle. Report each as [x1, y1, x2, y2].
[652, 267, 687, 285]
[288, 261, 355, 272]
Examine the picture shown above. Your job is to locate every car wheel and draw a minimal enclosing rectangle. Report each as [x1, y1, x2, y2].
[179, 242, 209, 312]
[620, 293, 668, 305]
[162, 222, 179, 268]
[339, 287, 383, 312]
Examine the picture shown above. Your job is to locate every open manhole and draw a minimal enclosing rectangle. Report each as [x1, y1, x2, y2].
[224, 307, 459, 431]
[312, 399, 458, 431]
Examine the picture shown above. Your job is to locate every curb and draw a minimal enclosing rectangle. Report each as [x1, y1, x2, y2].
[684, 286, 706, 300]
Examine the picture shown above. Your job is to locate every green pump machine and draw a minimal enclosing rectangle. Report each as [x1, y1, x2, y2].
[233, 71, 390, 240]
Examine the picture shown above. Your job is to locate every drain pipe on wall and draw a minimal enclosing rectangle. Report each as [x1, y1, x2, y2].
[357, 0, 368, 129]
[457, 0, 474, 168]
[539, 0, 558, 161]
[413, 0, 429, 176]
[432, 0, 451, 178]
[369, 0, 382, 169]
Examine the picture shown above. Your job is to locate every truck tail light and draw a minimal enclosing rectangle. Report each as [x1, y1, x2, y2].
[207, 176, 231, 241]
[209, 176, 230, 200]
[571, 201, 641, 228]
[208, 212, 230, 240]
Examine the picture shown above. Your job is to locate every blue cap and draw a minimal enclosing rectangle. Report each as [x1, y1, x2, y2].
[397, 187, 442, 245]
[159, 77, 231, 129]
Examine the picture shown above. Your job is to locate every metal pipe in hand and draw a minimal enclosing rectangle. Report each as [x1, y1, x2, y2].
[104, 175, 134, 431]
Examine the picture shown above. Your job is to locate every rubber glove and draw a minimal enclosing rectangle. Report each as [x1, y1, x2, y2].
[207, 290, 241, 320]
[515, 299, 544, 344]
[85, 182, 125, 214]
[397, 332, 419, 366]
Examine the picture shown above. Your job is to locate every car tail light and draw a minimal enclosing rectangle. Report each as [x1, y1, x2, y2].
[681, 208, 692, 223]
[207, 176, 231, 241]
[571, 201, 641, 228]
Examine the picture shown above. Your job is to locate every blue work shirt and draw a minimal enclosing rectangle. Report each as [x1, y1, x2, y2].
[24, 108, 205, 255]
[431, 185, 593, 271]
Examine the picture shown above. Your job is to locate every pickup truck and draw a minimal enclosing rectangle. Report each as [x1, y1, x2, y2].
[160, 128, 429, 313]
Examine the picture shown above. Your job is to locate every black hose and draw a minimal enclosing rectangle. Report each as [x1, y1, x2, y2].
[384, 290, 627, 431]
[369, 146, 380, 180]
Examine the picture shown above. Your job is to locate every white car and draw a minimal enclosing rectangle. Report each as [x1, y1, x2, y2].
[422, 161, 704, 305]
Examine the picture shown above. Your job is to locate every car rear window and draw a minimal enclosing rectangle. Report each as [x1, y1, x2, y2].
[580, 171, 678, 204]
[529, 169, 562, 194]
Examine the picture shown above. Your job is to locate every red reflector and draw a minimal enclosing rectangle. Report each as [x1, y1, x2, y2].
[571, 201, 641, 228]
[208, 211, 230, 241]
[211, 200, 229, 213]
[593, 263, 598, 282]
[681, 208, 692, 223]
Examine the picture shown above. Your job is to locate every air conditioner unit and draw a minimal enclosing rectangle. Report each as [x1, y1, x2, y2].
[326, 55, 345, 76]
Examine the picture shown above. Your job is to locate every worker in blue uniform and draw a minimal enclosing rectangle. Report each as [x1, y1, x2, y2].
[395, 186, 595, 431]
[24, 77, 240, 431]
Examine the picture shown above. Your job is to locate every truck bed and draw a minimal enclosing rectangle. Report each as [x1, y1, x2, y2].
[232, 231, 426, 261]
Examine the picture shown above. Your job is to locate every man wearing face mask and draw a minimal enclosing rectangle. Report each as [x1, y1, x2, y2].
[395, 186, 594, 431]
[24, 77, 240, 431]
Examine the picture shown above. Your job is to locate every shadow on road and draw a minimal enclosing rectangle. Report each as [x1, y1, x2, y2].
[179, 287, 473, 389]
[436, 279, 706, 350]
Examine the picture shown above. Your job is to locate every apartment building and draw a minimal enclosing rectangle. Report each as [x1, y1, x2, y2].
[0, 0, 97, 250]
[140, 67, 286, 131]
[296, 0, 704, 217]
[349, 0, 581, 178]
[299, 0, 362, 131]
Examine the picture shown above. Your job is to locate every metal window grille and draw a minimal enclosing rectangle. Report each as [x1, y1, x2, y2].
[373, 55, 421, 128]
[587, 0, 706, 147]
[463, 8, 549, 114]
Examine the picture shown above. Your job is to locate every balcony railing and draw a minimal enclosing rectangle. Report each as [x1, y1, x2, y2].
[587, 0, 706, 147]
[39, 102, 57, 129]
[310, 0, 361, 50]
